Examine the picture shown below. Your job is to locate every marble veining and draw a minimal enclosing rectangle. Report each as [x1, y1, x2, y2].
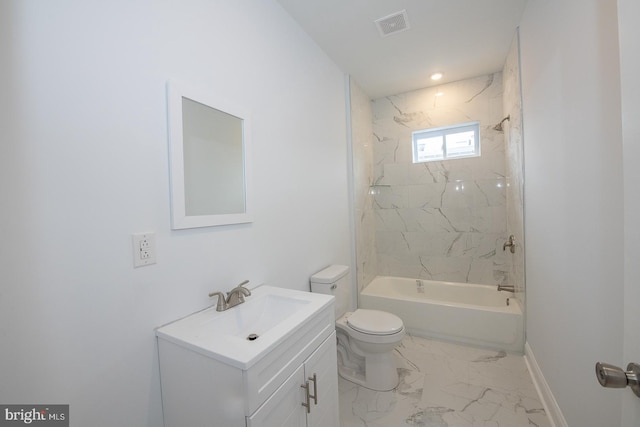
[371, 73, 510, 286]
[349, 80, 377, 291]
[466, 74, 495, 103]
[502, 31, 526, 306]
[339, 334, 551, 427]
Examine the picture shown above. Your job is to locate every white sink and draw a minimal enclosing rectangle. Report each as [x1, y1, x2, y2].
[156, 285, 334, 369]
[208, 293, 310, 338]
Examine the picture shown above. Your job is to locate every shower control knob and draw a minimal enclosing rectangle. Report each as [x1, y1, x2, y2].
[595, 362, 640, 398]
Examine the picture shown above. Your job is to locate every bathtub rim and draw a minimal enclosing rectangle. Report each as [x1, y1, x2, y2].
[359, 275, 525, 353]
[362, 275, 522, 314]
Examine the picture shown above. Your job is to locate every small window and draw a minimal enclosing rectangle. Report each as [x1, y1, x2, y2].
[412, 121, 480, 163]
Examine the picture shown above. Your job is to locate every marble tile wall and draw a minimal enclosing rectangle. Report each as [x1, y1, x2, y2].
[371, 74, 511, 285]
[349, 79, 377, 292]
[503, 31, 526, 304]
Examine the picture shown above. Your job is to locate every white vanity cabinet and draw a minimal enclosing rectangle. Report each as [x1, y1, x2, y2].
[156, 285, 338, 427]
[247, 332, 338, 427]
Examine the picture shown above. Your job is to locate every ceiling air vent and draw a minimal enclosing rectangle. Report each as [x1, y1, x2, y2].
[374, 9, 410, 37]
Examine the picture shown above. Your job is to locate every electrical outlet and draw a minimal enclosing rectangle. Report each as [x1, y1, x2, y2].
[132, 233, 156, 267]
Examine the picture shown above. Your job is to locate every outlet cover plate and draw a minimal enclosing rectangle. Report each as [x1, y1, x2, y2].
[132, 232, 156, 267]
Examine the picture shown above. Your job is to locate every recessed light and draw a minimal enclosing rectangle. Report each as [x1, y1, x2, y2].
[430, 72, 443, 81]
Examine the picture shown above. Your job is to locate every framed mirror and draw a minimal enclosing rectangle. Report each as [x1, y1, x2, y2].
[167, 81, 252, 229]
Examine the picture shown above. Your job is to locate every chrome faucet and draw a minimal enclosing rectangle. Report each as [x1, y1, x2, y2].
[497, 284, 515, 292]
[208, 280, 251, 311]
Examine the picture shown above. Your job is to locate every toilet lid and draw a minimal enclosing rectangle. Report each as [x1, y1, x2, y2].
[347, 309, 404, 335]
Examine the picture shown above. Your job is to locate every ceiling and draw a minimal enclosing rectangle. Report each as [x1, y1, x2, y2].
[276, 0, 528, 99]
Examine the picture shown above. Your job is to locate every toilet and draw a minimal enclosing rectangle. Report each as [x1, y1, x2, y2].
[310, 265, 405, 391]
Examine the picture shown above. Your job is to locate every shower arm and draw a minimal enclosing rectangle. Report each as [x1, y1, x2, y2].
[493, 115, 511, 132]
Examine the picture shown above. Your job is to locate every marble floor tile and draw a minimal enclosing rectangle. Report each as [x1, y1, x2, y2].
[338, 334, 551, 427]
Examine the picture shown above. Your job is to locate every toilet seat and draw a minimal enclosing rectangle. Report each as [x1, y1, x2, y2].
[346, 309, 404, 335]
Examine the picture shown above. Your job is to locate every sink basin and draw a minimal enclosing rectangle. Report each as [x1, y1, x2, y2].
[207, 293, 310, 339]
[156, 285, 334, 369]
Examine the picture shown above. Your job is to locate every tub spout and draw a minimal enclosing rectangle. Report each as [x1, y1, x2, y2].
[497, 284, 515, 292]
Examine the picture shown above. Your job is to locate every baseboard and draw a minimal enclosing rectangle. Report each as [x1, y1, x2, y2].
[524, 342, 569, 427]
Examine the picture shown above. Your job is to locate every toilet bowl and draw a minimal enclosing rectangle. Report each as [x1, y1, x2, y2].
[310, 265, 406, 391]
[336, 309, 405, 391]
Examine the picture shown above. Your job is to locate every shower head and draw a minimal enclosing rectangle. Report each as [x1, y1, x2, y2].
[493, 115, 511, 132]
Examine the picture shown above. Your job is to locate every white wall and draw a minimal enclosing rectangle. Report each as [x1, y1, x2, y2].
[519, 0, 624, 425]
[0, 1, 350, 425]
[618, 0, 640, 424]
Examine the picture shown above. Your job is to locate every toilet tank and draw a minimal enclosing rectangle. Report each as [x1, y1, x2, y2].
[310, 265, 351, 319]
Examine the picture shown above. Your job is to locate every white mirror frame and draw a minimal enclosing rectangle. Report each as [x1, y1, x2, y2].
[167, 81, 252, 229]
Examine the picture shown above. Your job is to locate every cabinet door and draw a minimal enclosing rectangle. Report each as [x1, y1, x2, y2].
[304, 332, 339, 427]
[246, 364, 307, 427]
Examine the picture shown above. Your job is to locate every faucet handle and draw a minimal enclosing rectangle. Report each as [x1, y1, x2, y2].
[503, 234, 516, 254]
[225, 280, 251, 307]
[208, 291, 228, 311]
[233, 280, 251, 296]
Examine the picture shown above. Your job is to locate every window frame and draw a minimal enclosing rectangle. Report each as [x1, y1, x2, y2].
[412, 121, 481, 163]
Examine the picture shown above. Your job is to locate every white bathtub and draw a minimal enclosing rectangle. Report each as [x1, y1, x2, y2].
[359, 276, 524, 353]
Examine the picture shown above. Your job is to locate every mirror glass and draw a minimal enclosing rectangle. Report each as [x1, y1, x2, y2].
[167, 82, 252, 229]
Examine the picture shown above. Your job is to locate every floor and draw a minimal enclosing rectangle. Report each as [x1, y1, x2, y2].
[338, 334, 552, 427]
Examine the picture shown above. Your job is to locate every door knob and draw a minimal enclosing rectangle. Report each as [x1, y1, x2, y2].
[595, 362, 640, 398]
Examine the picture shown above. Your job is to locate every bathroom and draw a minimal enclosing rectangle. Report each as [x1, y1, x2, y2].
[1, 1, 638, 427]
